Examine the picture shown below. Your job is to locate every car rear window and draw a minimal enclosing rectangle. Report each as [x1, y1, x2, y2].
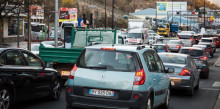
[180, 49, 204, 56]
[168, 41, 179, 44]
[154, 45, 165, 50]
[158, 54, 186, 64]
[201, 39, 212, 42]
[77, 49, 140, 72]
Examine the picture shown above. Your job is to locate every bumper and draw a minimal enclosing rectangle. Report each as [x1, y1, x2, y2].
[66, 90, 148, 109]
[170, 77, 191, 90]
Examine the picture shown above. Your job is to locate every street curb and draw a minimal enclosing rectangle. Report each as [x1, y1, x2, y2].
[214, 91, 220, 109]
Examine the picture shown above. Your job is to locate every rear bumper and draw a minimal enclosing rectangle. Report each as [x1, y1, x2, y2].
[66, 88, 149, 109]
[170, 77, 191, 90]
[169, 48, 179, 52]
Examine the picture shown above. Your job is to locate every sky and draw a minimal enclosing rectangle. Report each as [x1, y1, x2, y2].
[208, 0, 220, 7]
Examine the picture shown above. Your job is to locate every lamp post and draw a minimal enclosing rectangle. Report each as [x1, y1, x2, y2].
[112, 0, 115, 29]
[172, 0, 173, 23]
[15, 8, 20, 48]
[204, 0, 206, 27]
[105, 0, 106, 29]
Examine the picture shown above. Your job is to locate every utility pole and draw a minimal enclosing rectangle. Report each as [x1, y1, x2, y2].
[180, 5, 181, 26]
[172, 0, 173, 23]
[28, 0, 31, 51]
[17, 9, 20, 48]
[156, 1, 158, 27]
[204, 0, 206, 28]
[112, 0, 114, 29]
[54, 0, 58, 48]
[47, 15, 50, 39]
[105, 0, 107, 29]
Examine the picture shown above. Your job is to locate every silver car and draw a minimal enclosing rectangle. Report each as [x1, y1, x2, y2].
[167, 40, 184, 52]
[158, 53, 200, 96]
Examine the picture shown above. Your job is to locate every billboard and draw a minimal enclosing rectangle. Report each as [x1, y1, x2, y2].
[157, 2, 187, 15]
[59, 8, 77, 22]
[31, 5, 44, 19]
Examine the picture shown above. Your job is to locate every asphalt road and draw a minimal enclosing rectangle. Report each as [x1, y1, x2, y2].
[10, 41, 220, 109]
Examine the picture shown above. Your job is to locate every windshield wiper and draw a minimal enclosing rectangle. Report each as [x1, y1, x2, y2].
[87, 66, 107, 69]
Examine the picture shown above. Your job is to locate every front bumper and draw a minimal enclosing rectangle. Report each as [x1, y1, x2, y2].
[66, 87, 149, 109]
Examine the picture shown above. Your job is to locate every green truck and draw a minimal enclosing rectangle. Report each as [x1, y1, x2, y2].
[39, 27, 123, 81]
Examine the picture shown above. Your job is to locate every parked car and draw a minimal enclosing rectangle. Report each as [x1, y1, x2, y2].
[199, 38, 216, 52]
[153, 44, 170, 52]
[179, 47, 209, 78]
[66, 44, 174, 109]
[198, 43, 214, 57]
[0, 48, 62, 109]
[167, 40, 184, 52]
[158, 53, 200, 95]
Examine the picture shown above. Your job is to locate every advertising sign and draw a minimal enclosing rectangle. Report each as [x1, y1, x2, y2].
[59, 8, 77, 22]
[31, 5, 44, 19]
[157, 2, 187, 15]
[77, 18, 87, 27]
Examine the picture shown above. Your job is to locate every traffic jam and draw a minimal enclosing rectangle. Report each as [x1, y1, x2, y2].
[1, 25, 220, 109]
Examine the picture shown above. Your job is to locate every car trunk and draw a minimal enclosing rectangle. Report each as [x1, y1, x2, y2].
[164, 63, 186, 76]
[72, 68, 135, 100]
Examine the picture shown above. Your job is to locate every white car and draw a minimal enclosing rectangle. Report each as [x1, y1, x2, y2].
[148, 33, 164, 44]
[30, 44, 40, 55]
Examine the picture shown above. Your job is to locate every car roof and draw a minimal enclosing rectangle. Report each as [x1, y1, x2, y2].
[169, 40, 180, 42]
[158, 52, 188, 58]
[85, 44, 152, 52]
[181, 47, 203, 50]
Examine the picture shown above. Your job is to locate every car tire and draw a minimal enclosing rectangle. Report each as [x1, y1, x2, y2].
[146, 96, 153, 109]
[48, 78, 62, 100]
[195, 79, 199, 90]
[161, 87, 170, 109]
[66, 103, 75, 109]
[0, 87, 11, 109]
[188, 85, 194, 96]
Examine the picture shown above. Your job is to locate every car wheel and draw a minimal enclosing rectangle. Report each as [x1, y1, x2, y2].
[188, 84, 194, 96]
[146, 96, 153, 109]
[0, 87, 11, 109]
[195, 79, 199, 90]
[48, 78, 62, 100]
[66, 103, 75, 109]
[161, 87, 170, 109]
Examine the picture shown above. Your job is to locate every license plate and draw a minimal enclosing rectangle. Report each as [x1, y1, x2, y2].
[89, 89, 114, 96]
[129, 39, 137, 42]
[61, 71, 70, 76]
[171, 81, 175, 86]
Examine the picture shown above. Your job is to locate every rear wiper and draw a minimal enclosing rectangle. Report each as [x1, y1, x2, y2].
[87, 66, 107, 69]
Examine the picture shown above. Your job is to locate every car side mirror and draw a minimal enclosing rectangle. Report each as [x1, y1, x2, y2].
[166, 68, 175, 73]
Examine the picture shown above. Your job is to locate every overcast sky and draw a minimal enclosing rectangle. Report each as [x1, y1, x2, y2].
[208, 0, 220, 7]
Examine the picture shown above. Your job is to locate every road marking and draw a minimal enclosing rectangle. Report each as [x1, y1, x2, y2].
[212, 82, 220, 88]
[200, 88, 220, 91]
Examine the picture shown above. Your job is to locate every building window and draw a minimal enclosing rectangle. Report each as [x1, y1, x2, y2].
[8, 19, 23, 35]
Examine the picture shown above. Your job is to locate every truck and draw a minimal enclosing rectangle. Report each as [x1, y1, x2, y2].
[157, 22, 179, 37]
[125, 19, 149, 45]
[39, 27, 123, 82]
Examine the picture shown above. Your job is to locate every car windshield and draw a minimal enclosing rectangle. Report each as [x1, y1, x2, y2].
[168, 41, 179, 44]
[159, 54, 186, 64]
[154, 45, 165, 50]
[180, 49, 204, 56]
[127, 33, 142, 38]
[201, 39, 212, 42]
[77, 49, 137, 72]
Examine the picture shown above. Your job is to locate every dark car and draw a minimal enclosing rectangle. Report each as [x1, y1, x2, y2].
[179, 47, 209, 78]
[198, 43, 214, 57]
[193, 45, 212, 58]
[0, 48, 62, 109]
[152, 44, 170, 52]
[158, 53, 200, 95]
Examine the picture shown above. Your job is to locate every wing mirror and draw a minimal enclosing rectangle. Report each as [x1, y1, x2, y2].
[166, 68, 175, 73]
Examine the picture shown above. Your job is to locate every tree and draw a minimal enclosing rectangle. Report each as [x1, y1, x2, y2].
[62, 0, 75, 8]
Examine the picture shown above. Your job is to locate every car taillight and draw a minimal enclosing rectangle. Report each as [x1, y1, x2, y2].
[167, 45, 170, 48]
[180, 69, 191, 76]
[178, 36, 180, 39]
[176, 45, 181, 48]
[69, 65, 77, 79]
[200, 56, 207, 60]
[133, 69, 145, 85]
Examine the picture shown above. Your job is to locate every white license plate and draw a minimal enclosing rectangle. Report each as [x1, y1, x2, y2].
[89, 89, 114, 96]
[61, 71, 70, 76]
